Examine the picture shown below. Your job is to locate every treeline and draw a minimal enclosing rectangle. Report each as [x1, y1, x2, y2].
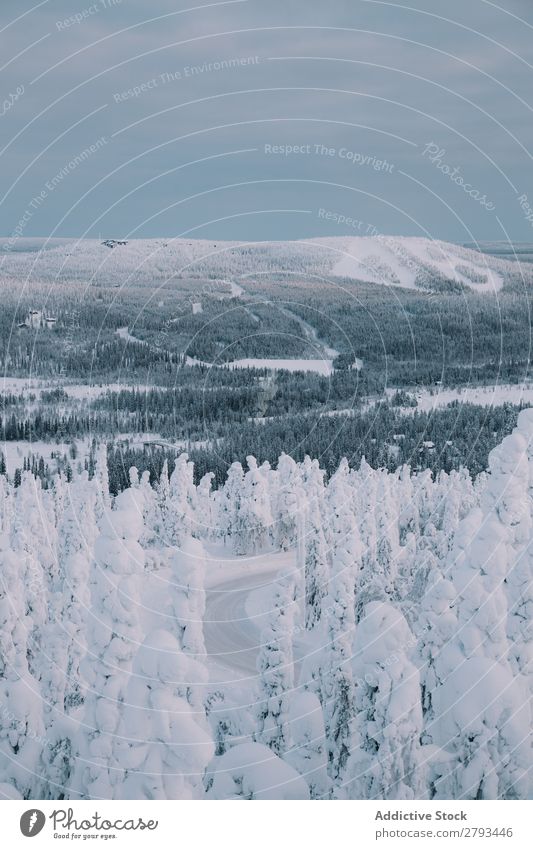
[100, 401, 520, 492]
[0, 368, 369, 444]
[192, 401, 520, 483]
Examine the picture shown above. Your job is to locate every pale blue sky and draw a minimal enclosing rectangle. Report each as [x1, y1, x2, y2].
[1, 0, 533, 243]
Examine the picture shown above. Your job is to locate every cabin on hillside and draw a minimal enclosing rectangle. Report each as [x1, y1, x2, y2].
[102, 239, 128, 249]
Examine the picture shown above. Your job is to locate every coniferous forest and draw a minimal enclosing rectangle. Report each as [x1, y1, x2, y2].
[0, 237, 531, 801]
[0, 413, 532, 799]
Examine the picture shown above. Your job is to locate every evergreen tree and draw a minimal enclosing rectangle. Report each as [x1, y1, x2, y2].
[256, 576, 296, 755]
[304, 498, 329, 629]
[115, 630, 214, 799]
[166, 454, 196, 545]
[0, 535, 46, 799]
[273, 454, 302, 551]
[75, 485, 145, 798]
[217, 461, 244, 545]
[285, 691, 329, 799]
[170, 537, 207, 660]
[233, 457, 272, 555]
[348, 602, 426, 800]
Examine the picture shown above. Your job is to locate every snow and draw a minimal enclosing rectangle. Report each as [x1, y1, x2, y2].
[206, 742, 310, 799]
[116, 326, 145, 345]
[0, 439, 88, 476]
[0, 782, 22, 799]
[1, 236, 519, 296]
[332, 236, 505, 291]
[116, 327, 337, 375]
[185, 355, 213, 368]
[0, 376, 152, 401]
[1, 418, 533, 800]
[227, 280, 244, 296]
[386, 383, 533, 412]
[0, 377, 48, 394]
[227, 357, 335, 375]
[203, 547, 294, 677]
[0, 433, 161, 476]
[433, 658, 530, 743]
[186, 355, 336, 375]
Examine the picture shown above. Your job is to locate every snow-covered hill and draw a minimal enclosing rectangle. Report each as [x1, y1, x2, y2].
[1, 235, 527, 293]
[329, 236, 507, 291]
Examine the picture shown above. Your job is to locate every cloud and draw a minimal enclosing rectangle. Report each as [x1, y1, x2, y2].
[1, 0, 532, 242]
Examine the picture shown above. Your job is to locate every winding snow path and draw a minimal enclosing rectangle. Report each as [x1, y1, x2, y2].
[204, 548, 295, 676]
[204, 570, 277, 675]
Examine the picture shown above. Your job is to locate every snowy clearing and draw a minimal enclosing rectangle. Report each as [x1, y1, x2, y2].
[185, 354, 337, 375]
[227, 357, 335, 375]
[386, 383, 533, 412]
[0, 376, 153, 401]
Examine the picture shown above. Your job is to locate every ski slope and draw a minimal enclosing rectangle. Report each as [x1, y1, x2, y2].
[331, 236, 505, 291]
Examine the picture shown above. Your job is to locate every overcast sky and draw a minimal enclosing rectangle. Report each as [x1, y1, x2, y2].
[1, 0, 533, 243]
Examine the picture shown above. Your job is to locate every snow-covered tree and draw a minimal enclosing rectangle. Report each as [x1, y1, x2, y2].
[170, 536, 207, 659]
[9, 482, 49, 684]
[232, 457, 272, 554]
[446, 429, 530, 679]
[57, 471, 99, 713]
[137, 469, 159, 547]
[94, 443, 111, 521]
[0, 475, 14, 540]
[75, 485, 145, 799]
[0, 536, 28, 680]
[0, 535, 46, 799]
[415, 568, 459, 727]
[217, 461, 244, 545]
[348, 602, 426, 800]
[304, 498, 329, 629]
[502, 410, 533, 687]
[206, 742, 309, 799]
[115, 630, 214, 799]
[153, 458, 171, 541]
[196, 471, 215, 539]
[165, 454, 196, 545]
[432, 659, 530, 799]
[285, 691, 329, 799]
[319, 505, 361, 786]
[11, 472, 58, 592]
[255, 576, 296, 755]
[355, 473, 400, 617]
[273, 454, 303, 551]
[0, 670, 47, 799]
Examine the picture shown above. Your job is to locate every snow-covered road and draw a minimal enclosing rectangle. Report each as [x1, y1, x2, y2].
[204, 568, 279, 676]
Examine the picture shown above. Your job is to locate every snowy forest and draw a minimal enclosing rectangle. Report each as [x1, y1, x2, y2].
[1, 235, 533, 494]
[0, 406, 531, 800]
[3, 0, 533, 812]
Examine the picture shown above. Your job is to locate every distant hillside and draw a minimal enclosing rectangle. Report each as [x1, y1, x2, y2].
[1, 235, 531, 293]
